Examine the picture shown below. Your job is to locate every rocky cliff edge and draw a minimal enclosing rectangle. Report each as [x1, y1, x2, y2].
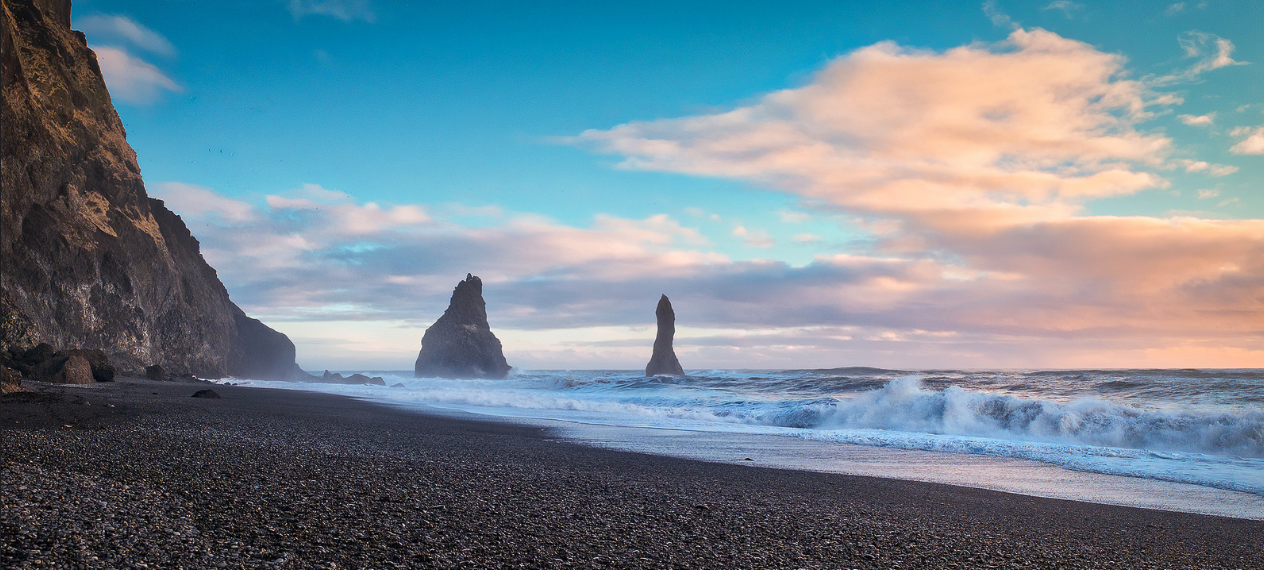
[1, 0, 299, 380]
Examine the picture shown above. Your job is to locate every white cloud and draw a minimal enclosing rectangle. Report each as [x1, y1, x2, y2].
[1178, 113, 1214, 126]
[1165, 3, 1185, 15]
[1179, 159, 1237, 176]
[287, 0, 376, 22]
[77, 15, 176, 57]
[794, 234, 822, 243]
[90, 45, 182, 105]
[1208, 164, 1238, 177]
[1229, 126, 1264, 154]
[1196, 189, 1219, 199]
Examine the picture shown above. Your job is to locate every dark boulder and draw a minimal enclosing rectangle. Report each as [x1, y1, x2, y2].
[645, 295, 685, 376]
[145, 364, 168, 381]
[62, 349, 115, 382]
[191, 389, 221, 399]
[414, 274, 511, 379]
[50, 354, 94, 384]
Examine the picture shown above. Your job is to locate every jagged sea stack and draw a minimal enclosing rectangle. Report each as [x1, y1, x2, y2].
[645, 294, 685, 376]
[414, 274, 511, 379]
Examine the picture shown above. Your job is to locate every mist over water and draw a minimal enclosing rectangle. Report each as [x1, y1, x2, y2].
[236, 368, 1264, 497]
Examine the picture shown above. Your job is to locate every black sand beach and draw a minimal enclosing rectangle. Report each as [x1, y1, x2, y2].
[3, 378, 1261, 569]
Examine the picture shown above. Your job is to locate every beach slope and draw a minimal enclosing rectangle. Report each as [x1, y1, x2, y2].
[3, 377, 1261, 569]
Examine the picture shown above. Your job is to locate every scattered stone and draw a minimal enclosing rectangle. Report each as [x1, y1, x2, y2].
[414, 274, 511, 379]
[391, 383, 406, 388]
[191, 389, 221, 399]
[645, 295, 685, 376]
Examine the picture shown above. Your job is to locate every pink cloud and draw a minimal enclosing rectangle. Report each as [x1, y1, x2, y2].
[576, 29, 1175, 232]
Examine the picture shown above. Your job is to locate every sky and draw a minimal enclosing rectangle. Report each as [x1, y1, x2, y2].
[70, 0, 1263, 371]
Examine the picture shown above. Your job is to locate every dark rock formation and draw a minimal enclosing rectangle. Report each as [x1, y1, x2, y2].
[145, 365, 167, 381]
[61, 348, 114, 382]
[314, 370, 386, 386]
[191, 389, 221, 399]
[1, 342, 115, 383]
[1, 0, 299, 380]
[390, 382, 406, 388]
[414, 274, 511, 379]
[645, 294, 684, 376]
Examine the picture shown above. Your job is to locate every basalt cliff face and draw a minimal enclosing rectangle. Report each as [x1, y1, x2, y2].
[1, 0, 298, 379]
[415, 274, 511, 379]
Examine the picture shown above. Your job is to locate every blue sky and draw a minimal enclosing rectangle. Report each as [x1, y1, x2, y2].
[72, 0, 1263, 370]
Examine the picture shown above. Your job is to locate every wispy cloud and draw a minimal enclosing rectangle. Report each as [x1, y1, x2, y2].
[90, 45, 183, 105]
[287, 0, 376, 22]
[1151, 32, 1247, 85]
[982, 0, 1019, 30]
[1042, 1, 1082, 18]
[78, 14, 176, 57]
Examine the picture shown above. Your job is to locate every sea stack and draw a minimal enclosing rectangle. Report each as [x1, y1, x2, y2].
[645, 294, 685, 377]
[414, 274, 511, 379]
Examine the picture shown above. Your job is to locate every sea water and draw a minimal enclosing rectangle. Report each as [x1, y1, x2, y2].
[233, 368, 1264, 519]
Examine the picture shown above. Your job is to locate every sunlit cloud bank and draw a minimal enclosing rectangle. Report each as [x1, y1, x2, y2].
[560, 27, 1263, 368]
[150, 27, 1261, 370]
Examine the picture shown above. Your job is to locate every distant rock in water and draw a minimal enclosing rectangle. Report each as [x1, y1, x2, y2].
[0, 0, 299, 380]
[315, 370, 386, 386]
[645, 295, 684, 377]
[415, 274, 511, 379]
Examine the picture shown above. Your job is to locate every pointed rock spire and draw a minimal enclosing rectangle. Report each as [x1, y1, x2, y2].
[415, 274, 511, 379]
[645, 294, 685, 376]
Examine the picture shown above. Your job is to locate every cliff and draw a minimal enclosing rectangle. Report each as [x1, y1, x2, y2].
[414, 274, 511, 379]
[1, 0, 298, 379]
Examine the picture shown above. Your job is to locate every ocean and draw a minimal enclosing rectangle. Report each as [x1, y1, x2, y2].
[233, 368, 1264, 518]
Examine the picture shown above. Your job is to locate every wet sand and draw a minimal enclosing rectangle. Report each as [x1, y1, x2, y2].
[3, 377, 1261, 569]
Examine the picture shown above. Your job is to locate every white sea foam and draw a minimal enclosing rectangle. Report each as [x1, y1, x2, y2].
[233, 368, 1264, 497]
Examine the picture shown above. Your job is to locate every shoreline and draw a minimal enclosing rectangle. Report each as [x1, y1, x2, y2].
[3, 377, 1262, 568]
